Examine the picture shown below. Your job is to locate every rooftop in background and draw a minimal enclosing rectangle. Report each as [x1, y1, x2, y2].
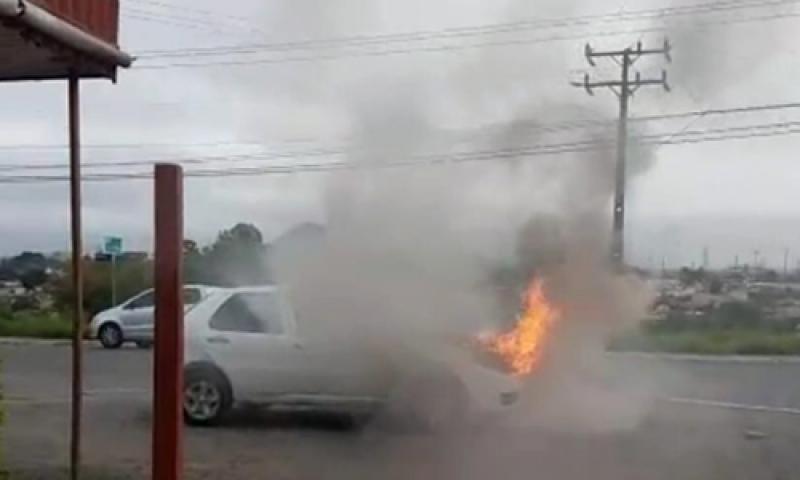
[0, 0, 132, 81]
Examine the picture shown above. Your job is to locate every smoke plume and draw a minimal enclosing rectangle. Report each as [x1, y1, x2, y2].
[258, 0, 709, 436]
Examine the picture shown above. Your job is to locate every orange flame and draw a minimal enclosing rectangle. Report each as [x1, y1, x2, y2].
[483, 279, 560, 376]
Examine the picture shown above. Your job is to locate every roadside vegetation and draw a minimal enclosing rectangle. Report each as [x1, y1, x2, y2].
[0, 308, 71, 339]
[0, 222, 279, 339]
[609, 301, 800, 355]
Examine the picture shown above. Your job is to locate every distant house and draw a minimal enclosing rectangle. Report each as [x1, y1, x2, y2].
[119, 251, 149, 263]
[0, 280, 25, 297]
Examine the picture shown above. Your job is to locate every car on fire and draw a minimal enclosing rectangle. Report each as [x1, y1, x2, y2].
[182, 285, 521, 429]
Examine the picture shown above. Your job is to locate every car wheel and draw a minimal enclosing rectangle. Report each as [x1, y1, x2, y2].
[98, 323, 123, 349]
[135, 340, 152, 349]
[183, 364, 232, 427]
[345, 412, 374, 431]
[396, 375, 469, 434]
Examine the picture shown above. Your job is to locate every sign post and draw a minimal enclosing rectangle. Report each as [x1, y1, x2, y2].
[104, 236, 122, 306]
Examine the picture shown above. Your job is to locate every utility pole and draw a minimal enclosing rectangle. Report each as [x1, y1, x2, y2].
[572, 39, 672, 267]
[784, 248, 789, 279]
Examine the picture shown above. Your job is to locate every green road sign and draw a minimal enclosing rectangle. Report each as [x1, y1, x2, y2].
[104, 236, 123, 256]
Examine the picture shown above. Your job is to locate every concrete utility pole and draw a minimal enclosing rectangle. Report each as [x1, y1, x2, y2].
[573, 39, 672, 267]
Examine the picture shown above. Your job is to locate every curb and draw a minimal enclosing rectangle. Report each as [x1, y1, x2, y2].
[0, 337, 76, 347]
[606, 351, 800, 364]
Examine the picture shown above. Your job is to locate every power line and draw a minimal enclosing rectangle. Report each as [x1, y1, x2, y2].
[130, 0, 800, 69]
[0, 119, 792, 174]
[0, 148, 346, 172]
[123, 0, 261, 25]
[123, 7, 267, 37]
[132, 9, 800, 69]
[1, 99, 799, 152]
[135, 0, 800, 58]
[1, 120, 799, 183]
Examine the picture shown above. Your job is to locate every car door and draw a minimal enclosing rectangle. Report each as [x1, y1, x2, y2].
[202, 291, 310, 401]
[118, 290, 155, 338]
[121, 287, 203, 340]
[294, 314, 392, 400]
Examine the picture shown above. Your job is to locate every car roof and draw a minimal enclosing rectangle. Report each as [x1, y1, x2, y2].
[207, 285, 280, 294]
[184, 284, 215, 290]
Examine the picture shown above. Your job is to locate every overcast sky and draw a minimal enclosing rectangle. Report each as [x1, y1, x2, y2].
[0, 0, 798, 269]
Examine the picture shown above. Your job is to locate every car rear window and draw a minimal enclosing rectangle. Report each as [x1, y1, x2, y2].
[183, 288, 202, 305]
[125, 291, 154, 310]
[209, 292, 284, 334]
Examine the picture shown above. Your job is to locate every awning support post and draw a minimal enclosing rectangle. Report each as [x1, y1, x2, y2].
[68, 73, 83, 480]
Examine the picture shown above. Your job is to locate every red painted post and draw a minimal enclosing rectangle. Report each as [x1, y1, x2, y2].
[152, 163, 184, 480]
[68, 73, 84, 480]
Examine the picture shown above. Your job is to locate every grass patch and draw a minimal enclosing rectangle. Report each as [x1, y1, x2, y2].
[0, 312, 72, 339]
[609, 329, 800, 355]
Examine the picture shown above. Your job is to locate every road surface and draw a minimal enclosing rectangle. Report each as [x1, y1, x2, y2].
[4, 343, 800, 479]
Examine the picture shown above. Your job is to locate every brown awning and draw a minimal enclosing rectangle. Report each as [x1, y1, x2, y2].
[0, 0, 133, 81]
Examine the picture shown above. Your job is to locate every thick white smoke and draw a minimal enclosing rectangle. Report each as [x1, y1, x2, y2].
[257, 0, 701, 435]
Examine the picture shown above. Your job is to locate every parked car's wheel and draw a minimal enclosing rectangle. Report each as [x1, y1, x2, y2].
[183, 364, 232, 426]
[98, 323, 123, 349]
[392, 374, 468, 434]
[135, 340, 152, 349]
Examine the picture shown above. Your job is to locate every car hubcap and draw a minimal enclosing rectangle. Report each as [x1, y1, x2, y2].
[184, 381, 221, 421]
[101, 327, 119, 345]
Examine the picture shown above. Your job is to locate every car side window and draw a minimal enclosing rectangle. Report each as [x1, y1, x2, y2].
[183, 288, 202, 305]
[124, 291, 154, 310]
[209, 293, 284, 334]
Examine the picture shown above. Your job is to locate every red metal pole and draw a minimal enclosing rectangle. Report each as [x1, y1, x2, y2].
[152, 164, 184, 480]
[68, 74, 84, 480]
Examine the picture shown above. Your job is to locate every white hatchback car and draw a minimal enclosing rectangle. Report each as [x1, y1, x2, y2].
[183, 285, 520, 428]
[90, 285, 211, 349]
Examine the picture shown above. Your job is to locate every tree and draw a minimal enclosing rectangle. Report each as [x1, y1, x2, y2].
[19, 269, 48, 291]
[203, 223, 271, 286]
[0, 251, 49, 282]
[183, 239, 199, 255]
[183, 238, 207, 285]
[679, 267, 706, 286]
[708, 276, 723, 295]
[52, 257, 152, 317]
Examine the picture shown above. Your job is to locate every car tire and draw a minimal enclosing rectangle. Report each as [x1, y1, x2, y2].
[135, 340, 152, 349]
[183, 364, 233, 427]
[394, 374, 469, 434]
[345, 412, 374, 431]
[98, 323, 124, 349]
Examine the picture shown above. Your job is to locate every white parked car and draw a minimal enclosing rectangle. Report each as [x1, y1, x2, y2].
[183, 285, 520, 429]
[90, 285, 211, 349]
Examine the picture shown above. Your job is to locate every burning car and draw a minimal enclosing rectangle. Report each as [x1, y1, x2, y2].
[181, 285, 524, 430]
[478, 279, 560, 376]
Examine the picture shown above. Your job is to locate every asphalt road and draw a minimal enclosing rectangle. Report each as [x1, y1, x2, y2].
[4, 343, 800, 479]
